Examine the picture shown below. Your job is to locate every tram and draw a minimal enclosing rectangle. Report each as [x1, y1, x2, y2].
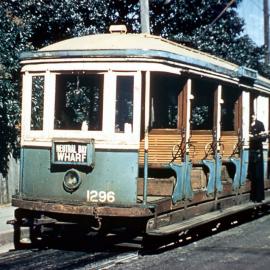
[10, 25, 270, 247]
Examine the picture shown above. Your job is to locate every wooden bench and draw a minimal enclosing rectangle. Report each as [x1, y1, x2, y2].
[139, 132, 239, 166]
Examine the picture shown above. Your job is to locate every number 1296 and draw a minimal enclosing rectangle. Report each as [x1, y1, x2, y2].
[86, 190, 115, 203]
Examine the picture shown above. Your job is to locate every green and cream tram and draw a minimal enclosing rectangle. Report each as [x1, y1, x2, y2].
[10, 25, 270, 247]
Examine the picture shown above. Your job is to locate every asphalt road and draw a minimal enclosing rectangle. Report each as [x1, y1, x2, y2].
[113, 210, 270, 270]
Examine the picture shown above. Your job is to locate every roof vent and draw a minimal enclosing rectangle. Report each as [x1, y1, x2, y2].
[109, 25, 127, 34]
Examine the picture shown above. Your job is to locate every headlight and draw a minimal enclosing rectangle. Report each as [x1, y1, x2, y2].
[63, 169, 81, 193]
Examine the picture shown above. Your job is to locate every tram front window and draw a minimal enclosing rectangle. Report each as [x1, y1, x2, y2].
[54, 73, 103, 131]
[31, 76, 44, 130]
[115, 76, 134, 133]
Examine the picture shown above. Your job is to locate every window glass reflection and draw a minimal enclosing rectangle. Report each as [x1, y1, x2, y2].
[54, 73, 103, 131]
[115, 76, 134, 133]
[31, 76, 44, 130]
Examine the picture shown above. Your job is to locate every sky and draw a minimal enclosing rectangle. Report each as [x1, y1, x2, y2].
[237, 0, 265, 46]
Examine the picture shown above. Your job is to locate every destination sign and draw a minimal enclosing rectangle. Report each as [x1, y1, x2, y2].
[52, 142, 94, 166]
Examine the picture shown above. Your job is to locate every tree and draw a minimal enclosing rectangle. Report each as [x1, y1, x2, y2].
[0, 0, 141, 175]
[0, 0, 269, 175]
[0, 5, 32, 176]
[148, 0, 269, 77]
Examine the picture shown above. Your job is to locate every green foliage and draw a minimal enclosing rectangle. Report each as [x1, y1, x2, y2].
[31, 76, 44, 130]
[64, 75, 102, 129]
[0, 0, 269, 175]
[149, 0, 268, 76]
[0, 5, 31, 175]
[1, 0, 140, 48]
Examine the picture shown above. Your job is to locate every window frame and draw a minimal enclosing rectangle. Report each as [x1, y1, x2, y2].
[53, 72, 104, 132]
[149, 72, 188, 133]
[190, 78, 216, 133]
[102, 71, 141, 141]
[22, 69, 142, 149]
[23, 72, 47, 140]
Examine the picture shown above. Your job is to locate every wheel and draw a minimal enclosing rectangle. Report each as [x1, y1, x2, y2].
[29, 225, 44, 248]
[13, 208, 43, 249]
[13, 224, 30, 250]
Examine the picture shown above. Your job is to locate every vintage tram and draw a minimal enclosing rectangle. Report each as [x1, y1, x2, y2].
[10, 25, 270, 247]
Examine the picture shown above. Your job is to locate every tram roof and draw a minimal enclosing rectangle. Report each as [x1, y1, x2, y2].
[23, 33, 236, 70]
[20, 32, 270, 90]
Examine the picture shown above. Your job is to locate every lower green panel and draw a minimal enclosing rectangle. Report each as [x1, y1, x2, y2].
[21, 147, 138, 205]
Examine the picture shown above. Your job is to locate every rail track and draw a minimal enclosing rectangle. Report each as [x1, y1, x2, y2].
[0, 247, 139, 270]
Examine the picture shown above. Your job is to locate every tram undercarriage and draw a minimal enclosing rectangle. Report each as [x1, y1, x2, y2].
[10, 177, 270, 247]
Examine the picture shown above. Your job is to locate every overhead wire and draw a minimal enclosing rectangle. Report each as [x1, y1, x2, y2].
[197, 0, 236, 39]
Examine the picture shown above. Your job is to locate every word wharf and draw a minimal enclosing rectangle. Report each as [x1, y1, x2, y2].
[56, 144, 87, 163]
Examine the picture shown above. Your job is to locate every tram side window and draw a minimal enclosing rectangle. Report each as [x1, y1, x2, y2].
[31, 76, 44, 130]
[115, 76, 134, 133]
[191, 80, 215, 130]
[54, 73, 103, 131]
[221, 86, 241, 131]
[150, 72, 185, 129]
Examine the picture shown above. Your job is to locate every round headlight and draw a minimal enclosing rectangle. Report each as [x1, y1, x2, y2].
[63, 169, 81, 193]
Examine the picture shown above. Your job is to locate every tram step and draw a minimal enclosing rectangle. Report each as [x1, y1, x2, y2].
[147, 201, 266, 236]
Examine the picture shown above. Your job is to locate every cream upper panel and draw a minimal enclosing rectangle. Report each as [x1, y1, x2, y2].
[21, 33, 270, 93]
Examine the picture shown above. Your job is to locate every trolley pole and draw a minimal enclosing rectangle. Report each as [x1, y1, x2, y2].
[264, 0, 270, 65]
[140, 0, 150, 33]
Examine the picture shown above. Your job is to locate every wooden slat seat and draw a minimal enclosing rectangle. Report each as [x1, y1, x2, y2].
[189, 134, 213, 161]
[221, 134, 239, 158]
[139, 132, 240, 167]
[139, 133, 182, 166]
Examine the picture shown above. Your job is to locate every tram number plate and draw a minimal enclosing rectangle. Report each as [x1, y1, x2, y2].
[87, 190, 115, 203]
